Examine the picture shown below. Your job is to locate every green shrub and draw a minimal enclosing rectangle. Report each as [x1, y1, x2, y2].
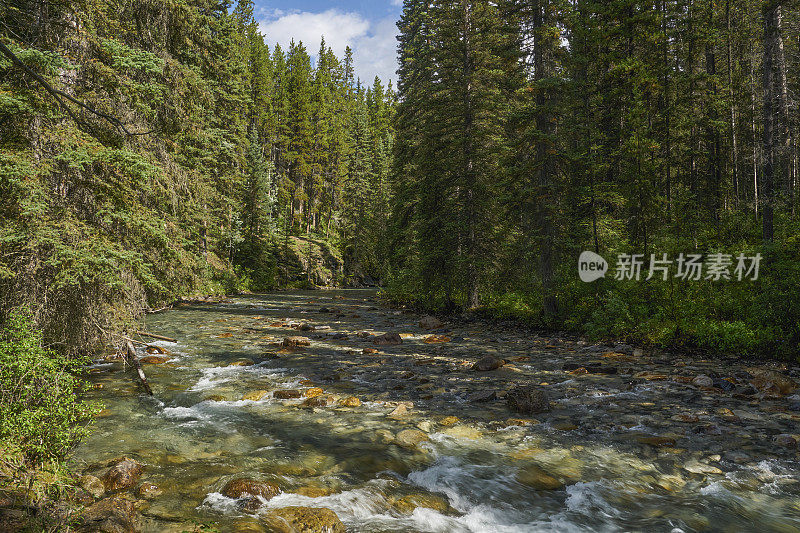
[0, 308, 99, 465]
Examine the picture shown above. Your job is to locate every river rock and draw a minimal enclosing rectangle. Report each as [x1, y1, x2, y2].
[373, 332, 402, 346]
[774, 434, 798, 448]
[472, 356, 504, 371]
[221, 478, 280, 500]
[262, 506, 345, 533]
[506, 385, 550, 414]
[395, 429, 429, 449]
[135, 482, 162, 499]
[139, 355, 170, 364]
[387, 404, 409, 419]
[339, 396, 361, 407]
[294, 486, 336, 498]
[102, 458, 143, 492]
[242, 390, 270, 401]
[80, 497, 137, 533]
[692, 375, 713, 388]
[393, 493, 457, 515]
[274, 389, 302, 399]
[439, 416, 459, 426]
[283, 336, 311, 348]
[468, 390, 497, 402]
[683, 460, 723, 475]
[303, 395, 334, 407]
[305, 387, 324, 398]
[419, 316, 444, 329]
[750, 370, 797, 395]
[80, 474, 105, 499]
[516, 464, 564, 490]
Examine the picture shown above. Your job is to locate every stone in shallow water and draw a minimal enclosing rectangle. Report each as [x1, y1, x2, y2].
[506, 385, 550, 414]
[221, 478, 280, 500]
[683, 461, 723, 475]
[135, 482, 162, 499]
[692, 375, 713, 388]
[80, 474, 105, 499]
[750, 370, 798, 395]
[419, 316, 444, 329]
[339, 396, 361, 407]
[102, 458, 143, 492]
[242, 390, 270, 401]
[304, 387, 324, 398]
[294, 486, 336, 498]
[262, 506, 345, 533]
[283, 336, 311, 348]
[274, 389, 302, 399]
[472, 356, 504, 371]
[80, 497, 137, 533]
[395, 429, 429, 449]
[393, 493, 457, 515]
[439, 415, 459, 426]
[515, 464, 564, 490]
[373, 332, 403, 346]
[387, 404, 409, 419]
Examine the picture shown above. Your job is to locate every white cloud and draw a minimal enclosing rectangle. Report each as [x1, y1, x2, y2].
[258, 10, 398, 85]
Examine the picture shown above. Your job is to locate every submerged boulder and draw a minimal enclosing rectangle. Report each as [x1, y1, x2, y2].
[373, 332, 402, 346]
[221, 478, 280, 500]
[418, 316, 444, 330]
[472, 356, 504, 371]
[283, 336, 311, 348]
[80, 497, 137, 533]
[102, 458, 143, 492]
[262, 506, 345, 533]
[506, 385, 550, 414]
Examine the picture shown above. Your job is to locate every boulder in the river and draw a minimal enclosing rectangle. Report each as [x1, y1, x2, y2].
[221, 478, 280, 500]
[393, 493, 457, 515]
[302, 395, 335, 407]
[468, 390, 497, 403]
[387, 404, 409, 419]
[373, 332, 402, 346]
[274, 389, 302, 399]
[242, 390, 270, 401]
[395, 429, 429, 449]
[418, 316, 444, 330]
[102, 458, 143, 492]
[472, 356, 504, 371]
[80, 497, 137, 533]
[139, 355, 170, 364]
[339, 396, 361, 407]
[516, 464, 564, 490]
[363, 348, 378, 355]
[79, 474, 105, 499]
[749, 370, 797, 395]
[774, 434, 798, 449]
[692, 375, 713, 388]
[262, 506, 345, 533]
[304, 387, 324, 398]
[135, 482, 162, 499]
[283, 336, 311, 348]
[506, 385, 550, 414]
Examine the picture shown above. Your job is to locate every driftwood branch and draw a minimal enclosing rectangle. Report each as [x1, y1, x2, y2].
[134, 331, 177, 343]
[125, 341, 153, 396]
[0, 40, 153, 136]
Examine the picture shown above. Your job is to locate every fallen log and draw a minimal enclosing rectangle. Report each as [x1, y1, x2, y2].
[134, 331, 177, 343]
[125, 341, 153, 396]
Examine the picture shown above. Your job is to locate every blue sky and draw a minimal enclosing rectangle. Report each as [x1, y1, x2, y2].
[253, 0, 403, 85]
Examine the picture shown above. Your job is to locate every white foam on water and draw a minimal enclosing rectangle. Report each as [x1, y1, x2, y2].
[189, 364, 289, 391]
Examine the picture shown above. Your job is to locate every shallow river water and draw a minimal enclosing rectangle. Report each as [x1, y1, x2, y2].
[73, 290, 800, 532]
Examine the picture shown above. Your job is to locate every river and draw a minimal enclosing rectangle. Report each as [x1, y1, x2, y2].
[73, 289, 800, 532]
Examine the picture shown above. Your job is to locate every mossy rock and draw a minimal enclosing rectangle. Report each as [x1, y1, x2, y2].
[261, 506, 345, 533]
